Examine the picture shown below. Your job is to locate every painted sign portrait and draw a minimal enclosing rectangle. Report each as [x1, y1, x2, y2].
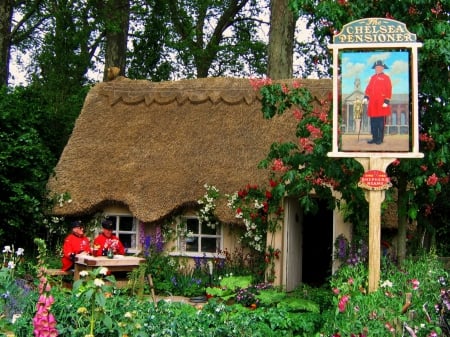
[339, 50, 410, 152]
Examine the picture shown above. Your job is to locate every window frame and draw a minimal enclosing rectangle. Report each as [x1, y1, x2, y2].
[103, 214, 139, 254]
[172, 215, 223, 258]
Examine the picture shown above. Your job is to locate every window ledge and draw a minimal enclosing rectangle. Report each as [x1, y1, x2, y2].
[169, 251, 225, 259]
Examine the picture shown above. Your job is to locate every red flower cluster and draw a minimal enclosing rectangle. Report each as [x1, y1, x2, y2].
[306, 123, 323, 139]
[249, 77, 272, 91]
[431, 1, 443, 16]
[271, 158, 288, 172]
[385, 322, 395, 333]
[338, 294, 350, 312]
[426, 173, 439, 186]
[238, 184, 257, 198]
[299, 137, 314, 153]
[292, 108, 303, 121]
[391, 159, 401, 166]
[408, 6, 418, 15]
[419, 132, 436, 150]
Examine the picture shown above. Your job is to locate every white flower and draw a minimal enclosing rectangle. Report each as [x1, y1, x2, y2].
[11, 314, 21, 324]
[124, 311, 132, 318]
[93, 278, 105, 287]
[99, 267, 108, 275]
[254, 200, 263, 209]
[380, 280, 393, 288]
[16, 248, 24, 256]
[3, 245, 12, 253]
[79, 271, 89, 277]
[7, 261, 15, 269]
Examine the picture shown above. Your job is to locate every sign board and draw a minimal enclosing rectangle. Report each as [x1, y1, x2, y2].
[327, 18, 423, 159]
[358, 170, 392, 190]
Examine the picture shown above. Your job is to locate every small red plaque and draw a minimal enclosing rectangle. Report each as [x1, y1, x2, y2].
[358, 170, 392, 190]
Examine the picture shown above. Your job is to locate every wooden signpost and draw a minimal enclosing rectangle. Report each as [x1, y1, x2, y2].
[328, 18, 423, 292]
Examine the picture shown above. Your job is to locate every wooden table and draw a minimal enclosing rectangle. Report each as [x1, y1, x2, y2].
[74, 254, 145, 281]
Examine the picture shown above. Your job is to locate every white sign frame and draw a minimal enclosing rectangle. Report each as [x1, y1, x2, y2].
[327, 18, 423, 159]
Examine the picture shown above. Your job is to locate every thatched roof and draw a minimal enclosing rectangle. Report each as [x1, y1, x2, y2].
[47, 77, 332, 223]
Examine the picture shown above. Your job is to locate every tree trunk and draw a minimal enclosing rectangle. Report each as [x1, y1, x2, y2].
[267, 0, 295, 80]
[0, 0, 12, 86]
[103, 0, 130, 81]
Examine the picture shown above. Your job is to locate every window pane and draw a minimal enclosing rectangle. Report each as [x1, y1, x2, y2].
[119, 216, 134, 231]
[186, 237, 198, 252]
[201, 237, 218, 253]
[201, 223, 217, 235]
[186, 218, 199, 234]
[119, 234, 133, 249]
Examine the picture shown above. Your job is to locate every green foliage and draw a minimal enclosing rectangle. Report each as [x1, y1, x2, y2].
[13, 285, 323, 336]
[0, 86, 56, 246]
[9, 253, 448, 336]
[254, 287, 321, 313]
[320, 253, 449, 336]
[276, 296, 320, 314]
[206, 275, 253, 300]
[127, 0, 269, 79]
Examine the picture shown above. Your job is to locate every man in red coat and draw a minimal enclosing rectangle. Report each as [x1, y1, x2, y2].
[61, 221, 91, 271]
[93, 219, 126, 256]
[363, 60, 392, 145]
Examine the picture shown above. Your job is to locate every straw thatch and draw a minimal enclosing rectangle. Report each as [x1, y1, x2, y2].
[47, 77, 332, 223]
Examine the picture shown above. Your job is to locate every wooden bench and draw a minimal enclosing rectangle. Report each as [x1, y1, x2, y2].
[45, 269, 73, 289]
[46, 269, 73, 277]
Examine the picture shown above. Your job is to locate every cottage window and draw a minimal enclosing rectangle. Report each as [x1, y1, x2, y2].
[103, 214, 138, 254]
[177, 216, 222, 257]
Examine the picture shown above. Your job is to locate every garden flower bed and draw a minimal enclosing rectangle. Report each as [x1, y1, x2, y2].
[1, 240, 449, 336]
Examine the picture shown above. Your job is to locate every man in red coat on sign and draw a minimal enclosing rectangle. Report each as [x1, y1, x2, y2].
[363, 60, 392, 145]
[61, 221, 91, 271]
[93, 219, 126, 256]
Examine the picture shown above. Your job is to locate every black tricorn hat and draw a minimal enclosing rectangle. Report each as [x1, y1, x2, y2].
[71, 220, 83, 228]
[372, 60, 388, 69]
[101, 219, 114, 230]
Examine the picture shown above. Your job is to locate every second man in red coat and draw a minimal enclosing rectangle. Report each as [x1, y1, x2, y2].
[93, 219, 126, 256]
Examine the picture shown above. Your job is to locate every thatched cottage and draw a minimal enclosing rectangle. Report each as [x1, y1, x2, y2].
[47, 77, 351, 290]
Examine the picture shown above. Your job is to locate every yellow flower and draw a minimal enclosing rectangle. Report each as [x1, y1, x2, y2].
[77, 307, 88, 314]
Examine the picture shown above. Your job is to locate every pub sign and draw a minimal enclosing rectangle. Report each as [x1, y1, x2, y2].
[327, 18, 423, 159]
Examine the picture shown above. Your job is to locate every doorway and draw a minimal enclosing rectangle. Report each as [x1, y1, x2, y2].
[283, 198, 333, 290]
[302, 200, 333, 286]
